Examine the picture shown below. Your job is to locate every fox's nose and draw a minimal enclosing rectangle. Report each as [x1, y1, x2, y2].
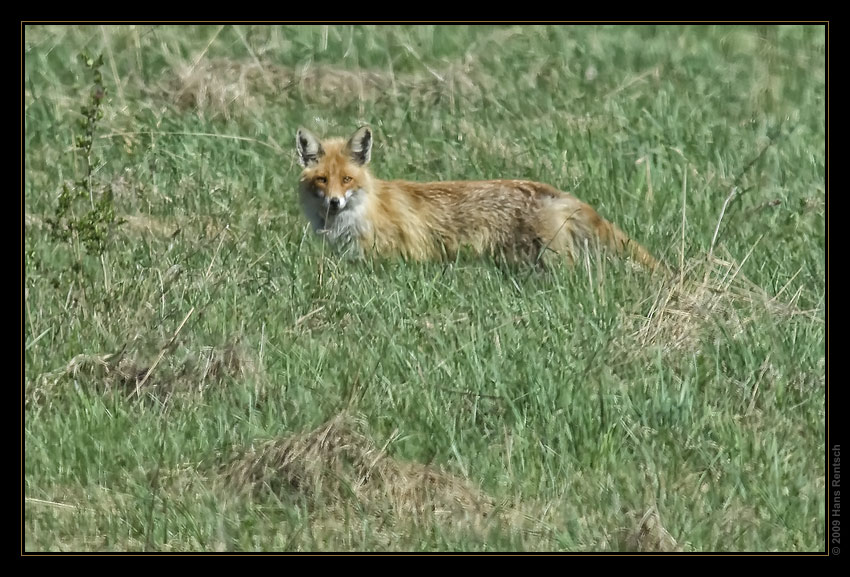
[328, 197, 341, 210]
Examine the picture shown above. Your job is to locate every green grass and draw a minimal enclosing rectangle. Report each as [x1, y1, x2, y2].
[24, 24, 825, 552]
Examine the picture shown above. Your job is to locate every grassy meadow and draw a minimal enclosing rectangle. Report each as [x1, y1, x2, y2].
[23, 25, 826, 552]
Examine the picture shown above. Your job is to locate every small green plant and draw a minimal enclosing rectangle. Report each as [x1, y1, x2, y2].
[47, 53, 123, 256]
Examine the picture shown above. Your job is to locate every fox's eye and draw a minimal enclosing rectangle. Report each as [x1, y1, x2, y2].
[315, 176, 327, 185]
[342, 176, 352, 184]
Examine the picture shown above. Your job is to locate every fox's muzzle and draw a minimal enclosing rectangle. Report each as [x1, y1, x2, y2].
[322, 189, 355, 212]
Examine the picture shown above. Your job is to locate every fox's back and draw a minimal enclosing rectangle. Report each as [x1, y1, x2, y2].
[371, 178, 599, 260]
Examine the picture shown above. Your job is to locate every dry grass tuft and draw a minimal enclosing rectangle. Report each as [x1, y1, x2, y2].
[195, 341, 257, 383]
[630, 251, 818, 356]
[222, 413, 512, 539]
[27, 340, 258, 406]
[617, 506, 683, 552]
[162, 57, 489, 119]
[221, 415, 692, 549]
[26, 210, 222, 241]
[27, 349, 139, 405]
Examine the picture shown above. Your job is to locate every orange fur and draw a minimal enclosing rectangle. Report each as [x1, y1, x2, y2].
[296, 126, 662, 270]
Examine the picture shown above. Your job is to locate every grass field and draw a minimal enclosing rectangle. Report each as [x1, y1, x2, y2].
[23, 24, 826, 552]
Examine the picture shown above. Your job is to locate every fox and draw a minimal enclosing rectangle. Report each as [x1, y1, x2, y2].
[296, 125, 663, 271]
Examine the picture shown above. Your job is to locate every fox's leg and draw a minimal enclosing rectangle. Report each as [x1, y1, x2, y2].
[491, 247, 547, 279]
[526, 237, 552, 271]
[487, 236, 549, 276]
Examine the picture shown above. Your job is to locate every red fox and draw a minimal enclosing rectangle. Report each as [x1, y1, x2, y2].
[296, 126, 662, 270]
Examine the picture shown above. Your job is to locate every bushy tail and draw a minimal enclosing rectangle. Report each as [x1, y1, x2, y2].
[547, 197, 668, 274]
[600, 219, 668, 274]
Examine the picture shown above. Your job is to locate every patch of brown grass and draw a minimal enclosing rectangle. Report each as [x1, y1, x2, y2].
[161, 57, 489, 120]
[221, 413, 538, 542]
[194, 341, 257, 384]
[629, 252, 819, 356]
[27, 340, 258, 407]
[219, 415, 689, 550]
[26, 210, 223, 241]
[616, 506, 683, 552]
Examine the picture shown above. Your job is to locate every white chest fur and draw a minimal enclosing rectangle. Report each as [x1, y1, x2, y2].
[300, 187, 372, 254]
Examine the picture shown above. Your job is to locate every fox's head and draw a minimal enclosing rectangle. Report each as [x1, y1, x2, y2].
[296, 126, 373, 222]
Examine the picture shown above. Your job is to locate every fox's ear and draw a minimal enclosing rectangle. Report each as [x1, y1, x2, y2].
[345, 126, 372, 166]
[296, 127, 324, 167]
